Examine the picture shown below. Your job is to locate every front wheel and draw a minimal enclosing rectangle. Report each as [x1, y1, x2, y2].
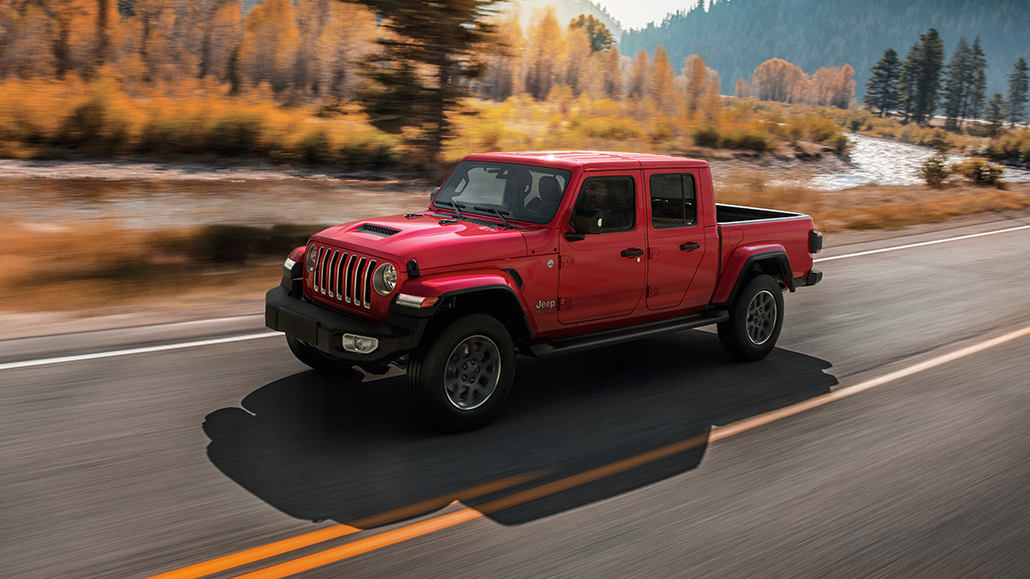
[717, 274, 784, 361]
[407, 314, 515, 432]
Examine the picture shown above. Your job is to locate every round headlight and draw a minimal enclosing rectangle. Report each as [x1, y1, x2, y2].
[372, 263, 397, 295]
[305, 245, 318, 271]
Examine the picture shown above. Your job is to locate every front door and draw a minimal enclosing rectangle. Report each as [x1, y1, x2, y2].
[645, 170, 707, 310]
[558, 172, 646, 324]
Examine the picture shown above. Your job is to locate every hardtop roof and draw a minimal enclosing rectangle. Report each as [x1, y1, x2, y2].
[460, 151, 709, 171]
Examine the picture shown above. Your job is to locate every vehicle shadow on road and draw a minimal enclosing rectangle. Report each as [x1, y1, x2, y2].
[203, 330, 836, 529]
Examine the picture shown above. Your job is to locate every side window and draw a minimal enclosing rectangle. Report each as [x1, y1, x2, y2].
[571, 176, 636, 234]
[649, 173, 697, 228]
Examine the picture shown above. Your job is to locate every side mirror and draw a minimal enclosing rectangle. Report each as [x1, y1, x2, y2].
[566, 210, 603, 241]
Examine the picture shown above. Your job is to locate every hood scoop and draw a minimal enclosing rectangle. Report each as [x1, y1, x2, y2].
[356, 223, 400, 237]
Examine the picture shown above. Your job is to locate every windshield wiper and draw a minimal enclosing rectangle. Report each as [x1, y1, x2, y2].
[436, 200, 466, 218]
[472, 205, 511, 228]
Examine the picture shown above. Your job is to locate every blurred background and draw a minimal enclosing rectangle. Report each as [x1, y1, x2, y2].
[0, 0, 1027, 324]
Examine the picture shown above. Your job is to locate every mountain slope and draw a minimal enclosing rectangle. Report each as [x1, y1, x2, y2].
[620, 0, 1030, 98]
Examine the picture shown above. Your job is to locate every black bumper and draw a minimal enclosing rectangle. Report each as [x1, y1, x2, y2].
[793, 269, 823, 287]
[265, 286, 428, 364]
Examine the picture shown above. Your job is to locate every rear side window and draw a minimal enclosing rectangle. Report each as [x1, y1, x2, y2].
[650, 173, 697, 228]
[571, 176, 636, 233]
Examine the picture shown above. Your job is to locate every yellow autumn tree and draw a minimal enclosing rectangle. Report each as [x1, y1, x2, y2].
[752, 57, 808, 103]
[649, 45, 675, 111]
[238, 0, 299, 93]
[627, 49, 649, 99]
[808, 64, 854, 108]
[525, 7, 564, 100]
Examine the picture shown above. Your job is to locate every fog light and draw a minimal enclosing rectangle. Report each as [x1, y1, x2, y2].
[342, 333, 379, 354]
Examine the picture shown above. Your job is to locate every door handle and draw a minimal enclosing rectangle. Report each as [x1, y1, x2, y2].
[621, 248, 644, 257]
[680, 242, 700, 251]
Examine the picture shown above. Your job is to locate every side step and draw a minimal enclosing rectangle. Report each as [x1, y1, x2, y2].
[528, 309, 729, 356]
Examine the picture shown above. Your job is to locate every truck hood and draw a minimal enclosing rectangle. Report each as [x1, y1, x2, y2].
[309, 212, 531, 270]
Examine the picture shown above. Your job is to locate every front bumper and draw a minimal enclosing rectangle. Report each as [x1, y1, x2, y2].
[265, 286, 428, 365]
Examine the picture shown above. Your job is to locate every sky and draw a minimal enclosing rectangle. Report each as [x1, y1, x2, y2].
[594, 0, 698, 30]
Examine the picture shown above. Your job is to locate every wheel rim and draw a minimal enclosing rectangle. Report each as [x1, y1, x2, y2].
[443, 335, 501, 411]
[745, 289, 777, 345]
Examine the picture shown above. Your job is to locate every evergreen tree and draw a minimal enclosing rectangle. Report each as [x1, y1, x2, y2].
[355, 0, 501, 164]
[864, 48, 900, 116]
[968, 38, 987, 121]
[1008, 57, 1029, 127]
[985, 93, 1006, 135]
[942, 37, 972, 130]
[898, 43, 921, 123]
[912, 28, 944, 124]
[568, 14, 613, 53]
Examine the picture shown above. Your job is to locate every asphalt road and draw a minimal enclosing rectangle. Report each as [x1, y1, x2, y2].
[2, 217, 1030, 578]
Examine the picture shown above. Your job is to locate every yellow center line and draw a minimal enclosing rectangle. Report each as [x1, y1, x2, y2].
[148, 472, 544, 579]
[157, 323, 1030, 579]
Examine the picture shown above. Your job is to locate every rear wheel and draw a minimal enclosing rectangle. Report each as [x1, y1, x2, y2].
[286, 335, 354, 373]
[717, 274, 784, 361]
[407, 314, 515, 432]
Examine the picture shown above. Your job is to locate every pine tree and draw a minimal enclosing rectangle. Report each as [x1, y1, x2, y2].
[942, 37, 972, 130]
[356, 0, 502, 164]
[912, 28, 944, 124]
[968, 38, 987, 121]
[864, 48, 900, 116]
[1008, 57, 1029, 127]
[898, 42, 922, 123]
[986, 93, 1006, 135]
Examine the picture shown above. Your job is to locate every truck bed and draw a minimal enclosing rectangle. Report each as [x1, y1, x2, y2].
[715, 203, 804, 223]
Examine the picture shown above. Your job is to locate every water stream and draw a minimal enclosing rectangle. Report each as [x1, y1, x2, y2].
[811, 133, 1030, 190]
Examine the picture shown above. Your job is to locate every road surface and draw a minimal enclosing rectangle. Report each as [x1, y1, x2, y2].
[2, 217, 1030, 578]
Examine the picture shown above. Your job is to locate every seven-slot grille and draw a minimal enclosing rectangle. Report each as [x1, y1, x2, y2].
[309, 245, 377, 309]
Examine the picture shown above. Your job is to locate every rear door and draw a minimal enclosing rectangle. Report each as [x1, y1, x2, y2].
[644, 169, 707, 310]
[558, 171, 646, 324]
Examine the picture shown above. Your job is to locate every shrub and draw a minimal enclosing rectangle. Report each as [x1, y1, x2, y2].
[950, 157, 1003, 186]
[206, 114, 265, 156]
[691, 125, 721, 147]
[298, 130, 333, 164]
[920, 151, 950, 187]
[720, 130, 771, 152]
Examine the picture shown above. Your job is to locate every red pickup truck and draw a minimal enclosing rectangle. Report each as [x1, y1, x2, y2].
[266, 151, 822, 430]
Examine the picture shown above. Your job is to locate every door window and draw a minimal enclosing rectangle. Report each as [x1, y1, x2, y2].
[649, 173, 696, 228]
[571, 176, 636, 233]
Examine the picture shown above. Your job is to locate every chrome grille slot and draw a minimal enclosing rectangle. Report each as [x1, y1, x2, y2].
[335, 252, 348, 299]
[319, 248, 331, 295]
[363, 260, 376, 307]
[327, 250, 339, 297]
[352, 258, 367, 306]
[307, 244, 376, 309]
[344, 254, 356, 303]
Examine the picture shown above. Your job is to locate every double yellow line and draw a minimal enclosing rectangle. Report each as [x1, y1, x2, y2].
[152, 323, 1030, 579]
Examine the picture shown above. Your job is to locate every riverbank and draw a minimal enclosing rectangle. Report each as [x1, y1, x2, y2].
[3, 179, 1028, 316]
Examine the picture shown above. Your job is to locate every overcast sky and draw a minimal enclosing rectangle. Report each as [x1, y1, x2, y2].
[594, 0, 698, 30]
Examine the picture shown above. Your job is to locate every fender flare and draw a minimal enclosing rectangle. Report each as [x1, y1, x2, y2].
[712, 245, 793, 305]
[397, 271, 535, 339]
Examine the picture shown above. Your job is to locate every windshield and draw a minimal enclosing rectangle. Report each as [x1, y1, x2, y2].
[433, 161, 573, 225]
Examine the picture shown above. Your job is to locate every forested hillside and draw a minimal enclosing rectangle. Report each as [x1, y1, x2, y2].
[620, 0, 1030, 98]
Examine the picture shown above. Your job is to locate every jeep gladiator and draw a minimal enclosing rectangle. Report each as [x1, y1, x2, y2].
[265, 151, 823, 430]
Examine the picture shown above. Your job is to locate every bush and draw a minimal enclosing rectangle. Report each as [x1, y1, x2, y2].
[721, 130, 771, 152]
[920, 151, 950, 187]
[950, 157, 1003, 186]
[298, 130, 333, 164]
[692, 125, 721, 147]
[206, 114, 265, 156]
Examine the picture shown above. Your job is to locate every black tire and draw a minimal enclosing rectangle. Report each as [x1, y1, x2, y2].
[286, 335, 355, 373]
[407, 314, 516, 432]
[717, 274, 784, 361]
